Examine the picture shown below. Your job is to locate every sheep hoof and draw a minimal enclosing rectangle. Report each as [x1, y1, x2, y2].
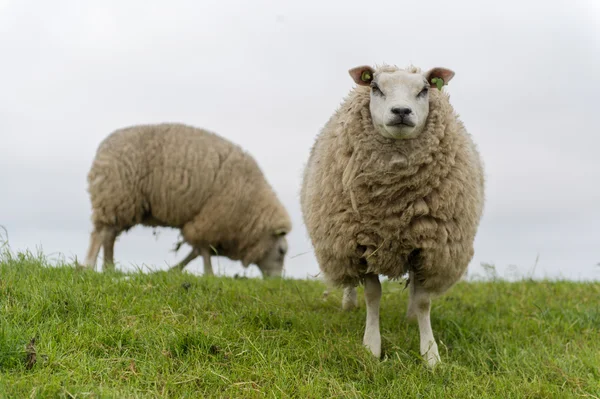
[363, 333, 381, 358]
[422, 342, 441, 368]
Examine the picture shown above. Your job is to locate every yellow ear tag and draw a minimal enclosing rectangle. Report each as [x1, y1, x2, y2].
[361, 70, 372, 82]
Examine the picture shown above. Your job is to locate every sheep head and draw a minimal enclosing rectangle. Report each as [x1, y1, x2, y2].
[255, 229, 289, 278]
[349, 64, 454, 140]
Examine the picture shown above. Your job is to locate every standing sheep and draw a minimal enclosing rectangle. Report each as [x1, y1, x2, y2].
[83, 123, 292, 278]
[300, 64, 485, 367]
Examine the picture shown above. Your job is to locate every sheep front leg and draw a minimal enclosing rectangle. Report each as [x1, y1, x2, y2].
[363, 274, 381, 358]
[407, 271, 440, 368]
[170, 248, 199, 272]
[342, 285, 358, 311]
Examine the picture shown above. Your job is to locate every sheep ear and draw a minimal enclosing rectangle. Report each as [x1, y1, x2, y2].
[349, 65, 375, 86]
[425, 67, 455, 88]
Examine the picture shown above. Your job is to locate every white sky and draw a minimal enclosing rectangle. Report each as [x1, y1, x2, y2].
[1, 0, 599, 281]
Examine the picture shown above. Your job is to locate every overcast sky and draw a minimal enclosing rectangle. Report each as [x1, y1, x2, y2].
[1, 0, 599, 281]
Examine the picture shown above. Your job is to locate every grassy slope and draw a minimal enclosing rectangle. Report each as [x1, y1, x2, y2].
[0, 251, 599, 398]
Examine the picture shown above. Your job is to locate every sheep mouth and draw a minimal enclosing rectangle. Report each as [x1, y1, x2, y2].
[387, 119, 416, 128]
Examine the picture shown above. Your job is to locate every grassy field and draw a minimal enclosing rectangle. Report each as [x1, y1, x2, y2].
[0, 249, 599, 398]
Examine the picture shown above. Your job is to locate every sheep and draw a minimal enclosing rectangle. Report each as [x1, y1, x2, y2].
[83, 122, 292, 278]
[300, 64, 485, 367]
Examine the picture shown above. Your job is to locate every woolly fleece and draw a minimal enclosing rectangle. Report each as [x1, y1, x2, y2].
[87, 123, 291, 267]
[301, 65, 485, 294]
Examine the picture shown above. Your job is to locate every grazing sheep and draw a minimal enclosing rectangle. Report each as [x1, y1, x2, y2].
[300, 64, 485, 367]
[83, 123, 292, 278]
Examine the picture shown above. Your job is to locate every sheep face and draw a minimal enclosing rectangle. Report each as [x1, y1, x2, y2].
[256, 232, 288, 278]
[349, 65, 455, 140]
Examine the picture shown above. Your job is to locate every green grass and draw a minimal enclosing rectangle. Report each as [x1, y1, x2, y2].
[1, 250, 599, 398]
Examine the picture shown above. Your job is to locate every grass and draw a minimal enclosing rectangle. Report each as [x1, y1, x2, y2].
[0, 249, 599, 398]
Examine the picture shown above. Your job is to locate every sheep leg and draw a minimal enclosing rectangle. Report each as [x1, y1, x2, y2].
[84, 229, 102, 270]
[170, 248, 199, 272]
[342, 285, 358, 311]
[201, 247, 214, 276]
[407, 271, 440, 368]
[102, 228, 118, 272]
[362, 274, 382, 358]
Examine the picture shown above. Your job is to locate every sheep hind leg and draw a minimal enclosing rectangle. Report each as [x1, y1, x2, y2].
[406, 271, 440, 368]
[362, 273, 382, 358]
[83, 229, 103, 271]
[342, 285, 358, 311]
[101, 227, 119, 272]
[170, 248, 200, 272]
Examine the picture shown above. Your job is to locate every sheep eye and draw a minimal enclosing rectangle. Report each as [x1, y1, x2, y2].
[371, 83, 383, 96]
[418, 87, 429, 97]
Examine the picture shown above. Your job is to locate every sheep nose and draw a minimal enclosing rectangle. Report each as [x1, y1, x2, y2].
[391, 107, 412, 116]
